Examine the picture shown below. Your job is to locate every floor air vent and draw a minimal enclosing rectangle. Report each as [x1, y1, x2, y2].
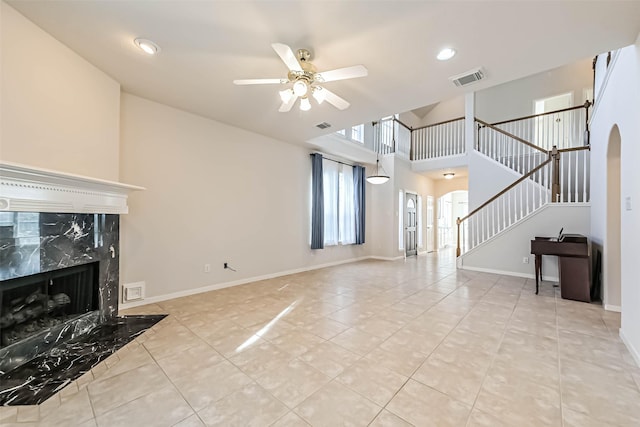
[449, 67, 485, 87]
[316, 122, 331, 129]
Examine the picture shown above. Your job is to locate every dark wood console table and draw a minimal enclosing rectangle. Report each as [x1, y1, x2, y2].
[530, 234, 591, 302]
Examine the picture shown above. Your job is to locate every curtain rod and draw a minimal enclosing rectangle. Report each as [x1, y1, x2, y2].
[310, 153, 362, 168]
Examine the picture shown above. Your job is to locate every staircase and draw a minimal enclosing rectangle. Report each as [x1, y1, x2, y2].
[456, 103, 591, 257]
[366, 102, 591, 260]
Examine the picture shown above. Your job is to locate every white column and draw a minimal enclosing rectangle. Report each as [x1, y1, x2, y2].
[465, 91, 475, 154]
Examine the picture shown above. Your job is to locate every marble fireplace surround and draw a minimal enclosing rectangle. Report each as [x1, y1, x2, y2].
[0, 162, 156, 405]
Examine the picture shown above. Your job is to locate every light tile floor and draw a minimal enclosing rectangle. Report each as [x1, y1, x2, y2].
[4, 252, 639, 426]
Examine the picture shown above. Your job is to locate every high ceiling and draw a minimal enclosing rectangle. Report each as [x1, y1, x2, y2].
[8, 1, 640, 145]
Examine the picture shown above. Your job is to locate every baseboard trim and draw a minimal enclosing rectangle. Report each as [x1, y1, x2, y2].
[369, 255, 406, 261]
[119, 255, 385, 310]
[458, 264, 558, 282]
[604, 304, 622, 313]
[619, 328, 640, 368]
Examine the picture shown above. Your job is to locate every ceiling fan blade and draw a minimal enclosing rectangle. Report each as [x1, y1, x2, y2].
[272, 43, 303, 72]
[323, 88, 350, 110]
[315, 65, 368, 83]
[278, 94, 299, 112]
[233, 78, 285, 85]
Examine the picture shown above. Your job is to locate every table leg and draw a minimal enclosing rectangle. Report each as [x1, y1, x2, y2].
[534, 255, 540, 295]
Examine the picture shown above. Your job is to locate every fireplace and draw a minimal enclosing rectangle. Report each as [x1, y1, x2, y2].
[1, 262, 99, 348]
[0, 212, 120, 376]
[0, 162, 163, 406]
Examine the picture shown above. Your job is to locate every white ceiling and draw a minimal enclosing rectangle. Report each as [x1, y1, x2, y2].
[8, 1, 640, 145]
[421, 167, 469, 181]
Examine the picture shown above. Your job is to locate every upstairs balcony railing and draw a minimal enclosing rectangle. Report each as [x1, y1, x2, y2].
[487, 101, 591, 151]
[372, 117, 411, 158]
[412, 117, 465, 161]
[475, 118, 549, 176]
[368, 102, 590, 163]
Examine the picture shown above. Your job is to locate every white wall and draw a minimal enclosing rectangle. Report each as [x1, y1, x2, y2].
[589, 40, 640, 363]
[0, 2, 120, 181]
[476, 58, 593, 123]
[369, 155, 397, 259]
[460, 204, 590, 279]
[467, 152, 521, 211]
[119, 94, 372, 299]
[434, 176, 468, 199]
[420, 95, 465, 126]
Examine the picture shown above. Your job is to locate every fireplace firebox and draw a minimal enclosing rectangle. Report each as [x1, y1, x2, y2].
[1, 262, 99, 348]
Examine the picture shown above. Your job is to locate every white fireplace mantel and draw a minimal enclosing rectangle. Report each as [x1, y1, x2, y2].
[0, 161, 144, 214]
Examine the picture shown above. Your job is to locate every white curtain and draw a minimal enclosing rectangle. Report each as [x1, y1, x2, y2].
[323, 160, 339, 246]
[339, 165, 356, 244]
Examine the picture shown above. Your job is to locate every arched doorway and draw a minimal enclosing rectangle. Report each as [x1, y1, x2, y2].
[437, 191, 468, 250]
[605, 125, 621, 308]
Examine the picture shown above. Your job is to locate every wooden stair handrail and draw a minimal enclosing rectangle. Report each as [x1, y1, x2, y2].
[475, 118, 548, 154]
[412, 116, 465, 131]
[457, 157, 552, 225]
[488, 101, 591, 126]
[394, 117, 412, 131]
[558, 145, 591, 153]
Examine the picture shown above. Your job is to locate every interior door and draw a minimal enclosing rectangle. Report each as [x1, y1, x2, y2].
[405, 193, 417, 257]
[426, 196, 434, 252]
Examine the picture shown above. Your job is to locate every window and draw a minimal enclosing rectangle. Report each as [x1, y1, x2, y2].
[351, 124, 364, 143]
[336, 129, 346, 136]
[323, 160, 356, 246]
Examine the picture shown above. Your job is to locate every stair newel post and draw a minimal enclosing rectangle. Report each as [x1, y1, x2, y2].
[372, 121, 378, 154]
[456, 217, 462, 257]
[584, 100, 591, 147]
[392, 119, 397, 154]
[551, 146, 560, 202]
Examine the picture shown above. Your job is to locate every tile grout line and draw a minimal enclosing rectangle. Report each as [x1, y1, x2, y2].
[462, 277, 523, 426]
[367, 269, 489, 426]
[556, 287, 566, 427]
[363, 260, 464, 426]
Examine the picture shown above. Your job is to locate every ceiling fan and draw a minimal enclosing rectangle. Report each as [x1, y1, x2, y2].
[233, 43, 368, 112]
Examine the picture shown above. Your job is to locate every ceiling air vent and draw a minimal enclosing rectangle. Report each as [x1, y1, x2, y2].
[316, 122, 332, 129]
[449, 67, 486, 87]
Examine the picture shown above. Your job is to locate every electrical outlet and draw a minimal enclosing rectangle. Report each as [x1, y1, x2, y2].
[204, 264, 211, 273]
[522, 256, 529, 264]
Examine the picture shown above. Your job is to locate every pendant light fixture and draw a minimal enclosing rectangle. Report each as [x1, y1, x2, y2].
[367, 154, 390, 185]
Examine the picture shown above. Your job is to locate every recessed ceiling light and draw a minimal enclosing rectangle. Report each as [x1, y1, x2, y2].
[437, 47, 456, 61]
[134, 38, 161, 55]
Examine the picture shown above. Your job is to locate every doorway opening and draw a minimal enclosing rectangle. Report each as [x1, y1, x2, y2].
[437, 191, 468, 250]
[426, 195, 435, 252]
[405, 193, 417, 257]
[605, 125, 621, 308]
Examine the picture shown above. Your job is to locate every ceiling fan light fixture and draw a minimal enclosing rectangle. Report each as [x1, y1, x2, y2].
[299, 97, 311, 111]
[134, 38, 160, 55]
[293, 80, 309, 97]
[312, 87, 326, 104]
[279, 89, 293, 103]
